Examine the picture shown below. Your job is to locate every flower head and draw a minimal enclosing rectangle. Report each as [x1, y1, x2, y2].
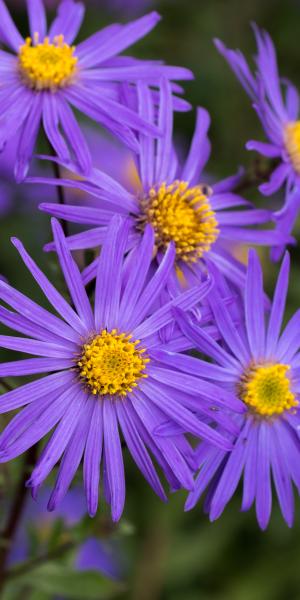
[0, 215, 241, 521]
[36, 80, 290, 290]
[166, 249, 300, 528]
[0, 0, 193, 181]
[215, 25, 300, 256]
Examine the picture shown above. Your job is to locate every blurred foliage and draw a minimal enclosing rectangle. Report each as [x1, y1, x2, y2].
[1, 0, 300, 599]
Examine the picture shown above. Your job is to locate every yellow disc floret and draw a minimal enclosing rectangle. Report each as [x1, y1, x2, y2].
[78, 329, 149, 397]
[284, 121, 300, 174]
[18, 33, 77, 91]
[139, 181, 219, 263]
[240, 362, 297, 417]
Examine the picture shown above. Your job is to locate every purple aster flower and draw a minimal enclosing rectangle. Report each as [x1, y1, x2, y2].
[161, 249, 300, 529]
[215, 25, 300, 253]
[7, 487, 122, 581]
[0, 215, 242, 521]
[0, 0, 193, 181]
[36, 80, 291, 290]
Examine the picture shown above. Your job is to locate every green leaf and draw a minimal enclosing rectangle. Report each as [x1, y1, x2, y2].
[18, 563, 124, 599]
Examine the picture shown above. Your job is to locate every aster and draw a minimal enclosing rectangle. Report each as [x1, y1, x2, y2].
[160, 249, 300, 528]
[0, 0, 193, 181]
[0, 215, 242, 521]
[215, 25, 300, 253]
[36, 79, 291, 290]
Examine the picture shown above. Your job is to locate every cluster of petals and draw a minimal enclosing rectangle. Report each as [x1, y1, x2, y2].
[1, 1, 300, 532]
[215, 24, 300, 258]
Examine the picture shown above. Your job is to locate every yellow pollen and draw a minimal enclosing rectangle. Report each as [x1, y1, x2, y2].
[284, 121, 300, 174]
[18, 33, 78, 91]
[139, 181, 220, 263]
[239, 363, 298, 417]
[77, 329, 149, 397]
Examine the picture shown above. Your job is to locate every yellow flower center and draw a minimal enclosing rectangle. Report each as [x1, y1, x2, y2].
[78, 329, 149, 397]
[284, 121, 300, 174]
[18, 33, 78, 91]
[239, 363, 297, 417]
[139, 181, 219, 263]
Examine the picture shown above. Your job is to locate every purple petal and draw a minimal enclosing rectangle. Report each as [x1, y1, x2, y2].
[255, 422, 272, 530]
[27, 386, 86, 487]
[15, 94, 43, 182]
[0, 371, 73, 414]
[51, 219, 95, 330]
[77, 12, 161, 68]
[209, 420, 250, 520]
[0, 0, 24, 51]
[103, 398, 125, 522]
[116, 399, 166, 500]
[48, 395, 92, 511]
[155, 79, 173, 183]
[245, 249, 265, 360]
[83, 398, 103, 517]
[181, 107, 211, 184]
[49, 0, 85, 44]
[143, 379, 233, 451]
[95, 215, 130, 331]
[27, 0, 47, 39]
[266, 252, 290, 357]
[11, 236, 88, 336]
[119, 225, 154, 329]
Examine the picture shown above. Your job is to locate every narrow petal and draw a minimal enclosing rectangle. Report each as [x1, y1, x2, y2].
[0, 371, 73, 414]
[127, 243, 175, 332]
[181, 107, 211, 183]
[0, 357, 73, 377]
[103, 398, 125, 522]
[51, 219, 95, 330]
[266, 252, 290, 357]
[0, 335, 72, 358]
[174, 308, 240, 369]
[209, 420, 250, 520]
[131, 389, 194, 490]
[48, 396, 92, 511]
[0, 0, 24, 51]
[95, 215, 130, 331]
[0, 279, 79, 343]
[137, 81, 155, 188]
[42, 93, 70, 160]
[255, 422, 272, 530]
[83, 398, 103, 517]
[116, 400, 166, 501]
[27, 386, 86, 487]
[270, 426, 294, 526]
[245, 249, 265, 359]
[155, 79, 173, 183]
[142, 379, 233, 451]
[27, 0, 47, 40]
[49, 0, 85, 44]
[0, 382, 77, 461]
[0, 305, 77, 348]
[11, 236, 88, 336]
[15, 94, 43, 182]
[119, 226, 154, 329]
[77, 12, 161, 68]
[57, 96, 92, 174]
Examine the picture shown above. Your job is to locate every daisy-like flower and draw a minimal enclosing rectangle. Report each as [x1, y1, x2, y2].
[159, 249, 300, 528]
[0, 215, 241, 521]
[0, 0, 193, 181]
[215, 25, 300, 254]
[36, 80, 290, 290]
